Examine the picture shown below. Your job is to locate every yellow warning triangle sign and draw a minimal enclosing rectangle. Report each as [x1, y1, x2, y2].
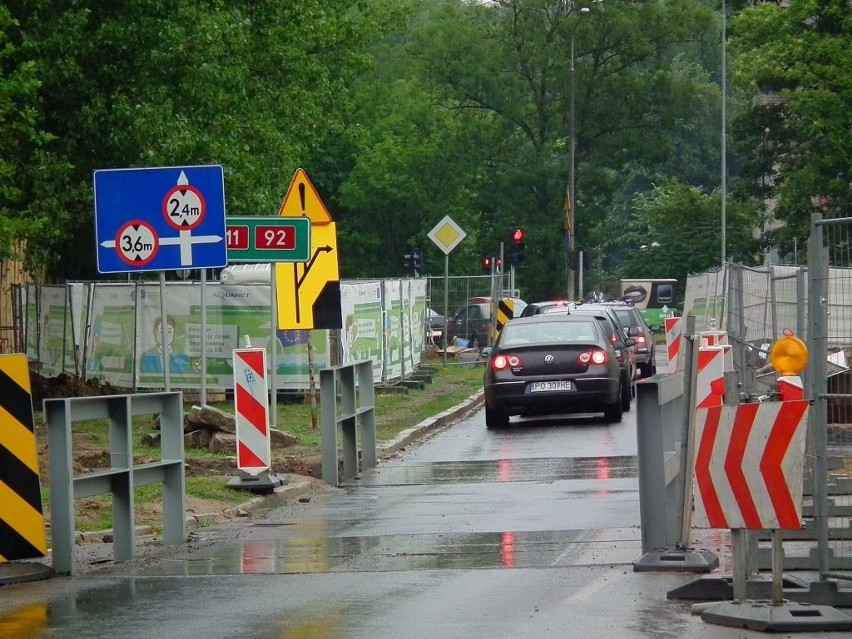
[277, 168, 333, 225]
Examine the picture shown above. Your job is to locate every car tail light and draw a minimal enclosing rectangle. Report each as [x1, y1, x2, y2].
[635, 334, 646, 345]
[492, 354, 523, 370]
[577, 350, 609, 365]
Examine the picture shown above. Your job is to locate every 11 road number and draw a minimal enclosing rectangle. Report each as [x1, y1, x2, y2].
[227, 225, 296, 251]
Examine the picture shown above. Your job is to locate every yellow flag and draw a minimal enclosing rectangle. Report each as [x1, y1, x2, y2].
[563, 186, 572, 232]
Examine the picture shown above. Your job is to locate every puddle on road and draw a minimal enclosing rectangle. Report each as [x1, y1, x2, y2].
[359, 456, 637, 485]
[126, 527, 641, 577]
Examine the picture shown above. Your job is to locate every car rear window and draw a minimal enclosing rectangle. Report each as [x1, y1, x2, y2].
[499, 320, 598, 347]
[613, 309, 635, 326]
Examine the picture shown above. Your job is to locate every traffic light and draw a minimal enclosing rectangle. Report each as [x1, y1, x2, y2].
[508, 226, 526, 266]
[412, 248, 423, 276]
[403, 252, 414, 274]
[481, 255, 493, 273]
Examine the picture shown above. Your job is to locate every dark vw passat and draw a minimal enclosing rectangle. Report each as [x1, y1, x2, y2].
[481, 315, 624, 428]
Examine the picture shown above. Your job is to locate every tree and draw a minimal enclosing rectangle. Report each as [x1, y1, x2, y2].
[729, 0, 852, 251]
[5, 0, 403, 280]
[368, 0, 722, 299]
[615, 179, 762, 286]
[0, 5, 51, 269]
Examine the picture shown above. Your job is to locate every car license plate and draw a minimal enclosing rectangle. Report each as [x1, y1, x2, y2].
[528, 380, 573, 392]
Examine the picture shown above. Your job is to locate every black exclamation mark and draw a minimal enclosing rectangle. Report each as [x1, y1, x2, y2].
[299, 183, 306, 214]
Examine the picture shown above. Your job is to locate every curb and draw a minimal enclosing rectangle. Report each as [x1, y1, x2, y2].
[378, 390, 484, 458]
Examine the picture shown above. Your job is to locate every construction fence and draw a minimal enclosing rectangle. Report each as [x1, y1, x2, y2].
[13, 277, 430, 392]
[684, 216, 852, 586]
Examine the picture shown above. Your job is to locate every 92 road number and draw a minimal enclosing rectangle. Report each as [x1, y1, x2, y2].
[255, 225, 295, 250]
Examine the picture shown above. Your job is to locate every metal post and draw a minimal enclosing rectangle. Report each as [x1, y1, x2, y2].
[443, 254, 449, 365]
[159, 271, 170, 392]
[808, 212, 830, 579]
[567, 27, 576, 301]
[721, 0, 727, 266]
[200, 269, 207, 405]
[270, 265, 278, 428]
[680, 314, 699, 544]
[771, 529, 784, 604]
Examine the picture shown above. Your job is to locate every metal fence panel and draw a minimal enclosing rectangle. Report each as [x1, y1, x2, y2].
[810, 215, 852, 582]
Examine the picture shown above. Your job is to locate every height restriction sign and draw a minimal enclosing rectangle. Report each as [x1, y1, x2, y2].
[94, 165, 227, 274]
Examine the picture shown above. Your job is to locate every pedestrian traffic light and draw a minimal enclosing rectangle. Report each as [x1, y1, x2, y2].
[412, 248, 423, 276]
[508, 226, 526, 266]
[482, 255, 493, 273]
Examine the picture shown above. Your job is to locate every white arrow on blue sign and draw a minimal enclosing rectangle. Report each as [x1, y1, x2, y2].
[94, 165, 228, 274]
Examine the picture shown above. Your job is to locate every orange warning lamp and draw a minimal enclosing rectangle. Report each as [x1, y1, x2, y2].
[768, 328, 809, 376]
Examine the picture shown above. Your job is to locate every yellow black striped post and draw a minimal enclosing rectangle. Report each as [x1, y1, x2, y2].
[490, 298, 518, 343]
[0, 354, 48, 563]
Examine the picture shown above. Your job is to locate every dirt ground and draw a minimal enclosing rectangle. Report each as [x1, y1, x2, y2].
[30, 372, 321, 533]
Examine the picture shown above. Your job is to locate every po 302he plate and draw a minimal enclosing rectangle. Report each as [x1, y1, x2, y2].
[528, 380, 573, 392]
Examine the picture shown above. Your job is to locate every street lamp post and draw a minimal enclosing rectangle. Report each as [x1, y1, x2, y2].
[566, 6, 589, 301]
[721, 0, 727, 266]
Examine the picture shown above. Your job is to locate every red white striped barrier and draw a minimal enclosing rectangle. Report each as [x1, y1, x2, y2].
[665, 316, 683, 372]
[233, 348, 271, 475]
[693, 400, 809, 529]
[696, 346, 725, 408]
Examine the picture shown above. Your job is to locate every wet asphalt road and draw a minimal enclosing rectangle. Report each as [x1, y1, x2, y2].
[2, 365, 850, 637]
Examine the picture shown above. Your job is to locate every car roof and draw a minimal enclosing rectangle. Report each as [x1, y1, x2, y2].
[506, 313, 597, 326]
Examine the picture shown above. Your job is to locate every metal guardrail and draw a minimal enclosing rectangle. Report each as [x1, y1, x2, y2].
[320, 360, 376, 486]
[45, 392, 186, 576]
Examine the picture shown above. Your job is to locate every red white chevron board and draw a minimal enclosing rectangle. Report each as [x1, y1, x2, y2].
[664, 316, 682, 372]
[693, 400, 809, 530]
[233, 348, 271, 475]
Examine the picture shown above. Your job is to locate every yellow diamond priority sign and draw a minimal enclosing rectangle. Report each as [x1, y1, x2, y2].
[428, 216, 467, 255]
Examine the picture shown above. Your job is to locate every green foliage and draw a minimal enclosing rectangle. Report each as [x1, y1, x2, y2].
[1, 0, 845, 288]
[729, 0, 852, 252]
[614, 179, 762, 286]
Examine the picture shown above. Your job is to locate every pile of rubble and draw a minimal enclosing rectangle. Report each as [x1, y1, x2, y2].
[144, 404, 298, 454]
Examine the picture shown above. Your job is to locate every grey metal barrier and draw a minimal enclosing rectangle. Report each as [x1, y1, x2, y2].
[320, 360, 376, 486]
[45, 392, 186, 576]
[633, 313, 718, 573]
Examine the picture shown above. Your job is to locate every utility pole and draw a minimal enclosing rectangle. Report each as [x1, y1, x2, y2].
[566, 5, 589, 300]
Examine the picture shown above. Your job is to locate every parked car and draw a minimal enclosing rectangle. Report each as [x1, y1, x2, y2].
[481, 314, 625, 428]
[605, 301, 656, 378]
[569, 303, 636, 392]
[519, 299, 574, 317]
[445, 296, 527, 347]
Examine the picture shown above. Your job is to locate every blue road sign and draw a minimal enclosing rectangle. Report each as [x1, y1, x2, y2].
[94, 165, 227, 274]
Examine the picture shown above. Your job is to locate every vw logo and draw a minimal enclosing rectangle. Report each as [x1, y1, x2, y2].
[544, 354, 555, 364]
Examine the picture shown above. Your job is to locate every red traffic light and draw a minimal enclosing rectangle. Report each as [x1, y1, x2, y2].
[510, 227, 525, 244]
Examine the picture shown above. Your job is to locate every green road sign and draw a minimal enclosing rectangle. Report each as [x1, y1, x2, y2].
[226, 216, 311, 262]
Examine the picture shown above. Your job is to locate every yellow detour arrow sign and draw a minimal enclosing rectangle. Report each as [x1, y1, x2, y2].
[275, 169, 342, 329]
[0, 354, 48, 562]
